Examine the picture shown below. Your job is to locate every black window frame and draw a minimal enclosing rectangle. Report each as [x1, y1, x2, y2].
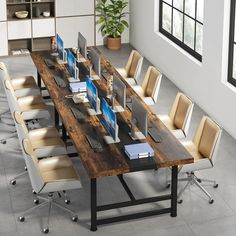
[159, 0, 203, 62]
[228, 0, 236, 87]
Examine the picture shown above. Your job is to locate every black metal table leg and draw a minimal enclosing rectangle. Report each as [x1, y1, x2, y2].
[62, 124, 67, 142]
[90, 178, 97, 231]
[37, 72, 41, 90]
[170, 165, 178, 217]
[54, 109, 59, 130]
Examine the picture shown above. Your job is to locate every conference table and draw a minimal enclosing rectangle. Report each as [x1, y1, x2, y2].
[31, 47, 193, 231]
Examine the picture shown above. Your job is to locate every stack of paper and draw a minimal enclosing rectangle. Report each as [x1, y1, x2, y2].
[124, 143, 154, 160]
[69, 82, 86, 93]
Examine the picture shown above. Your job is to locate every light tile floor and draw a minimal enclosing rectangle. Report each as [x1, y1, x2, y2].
[0, 44, 236, 236]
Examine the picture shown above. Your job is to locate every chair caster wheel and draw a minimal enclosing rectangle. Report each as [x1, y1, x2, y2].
[10, 180, 16, 185]
[32, 190, 36, 195]
[34, 199, 39, 205]
[166, 184, 170, 188]
[209, 199, 214, 204]
[72, 216, 78, 222]
[213, 184, 218, 188]
[197, 178, 202, 183]
[43, 228, 49, 234]
[65, 199, 70, 204]
[18, 216, 25, 222]
[178, 199, 183, 204]
[24, 166, 28, 171]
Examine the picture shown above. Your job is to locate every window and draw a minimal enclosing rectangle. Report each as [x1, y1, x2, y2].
[228, 0, 236, 87]
[159, 0, 204, 61]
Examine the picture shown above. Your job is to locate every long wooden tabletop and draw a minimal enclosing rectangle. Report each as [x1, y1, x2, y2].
[31, 49, 193, 179]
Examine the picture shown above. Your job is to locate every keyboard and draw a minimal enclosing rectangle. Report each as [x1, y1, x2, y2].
[54, 75, 66, 88]
[44, 58, 55, 69]
[70, 107, 86, 121]
[148, 127, 162, 143]
[85, 134, 103, 152]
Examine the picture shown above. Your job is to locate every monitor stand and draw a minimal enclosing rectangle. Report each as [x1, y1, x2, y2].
[91, 75, 100, 81]
[103, 124, 120, 144]
[87, 97, 101, 116]
[129, 131, 146, 140]
[56, 50, 67, 64]
[56, 58, 67, 65]
[112, 105, 125, 113]
[87, 108, 102, 116]
[68, 68, 80, 83]
[77, 57, 87, 63]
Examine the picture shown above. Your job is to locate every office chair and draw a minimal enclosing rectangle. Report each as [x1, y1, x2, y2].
[0, 62, 40, 98]
[177, 116, 222, 204]
[116, 50, 143, 86]
[18, 138, 82, 233]
[132, 66, 162, 105]
[158, 92, 194, 139]
[9, 111, 67, 185]
[4, 79, 50, 121]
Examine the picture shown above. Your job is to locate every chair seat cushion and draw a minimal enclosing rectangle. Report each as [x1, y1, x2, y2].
[39, 155, 80, 183]
[32, 137, 65, 150]
[158, 115, 176, 131]
[11, 76, 37, 90]
[180, 141, 213, 173]
[133, 85, 145, 97]
[116, 68, 127, 78]
[39, 155, 72, 172]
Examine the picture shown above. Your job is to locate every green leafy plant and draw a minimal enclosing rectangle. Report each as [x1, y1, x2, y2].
[96, 0, 129, 38]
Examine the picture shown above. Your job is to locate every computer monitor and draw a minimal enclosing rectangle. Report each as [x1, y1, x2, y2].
[129, 96, 148, 140]
[78, 32, 87, 60]
[86, 76, 101, 116]
[56, 34, 67, 64]
[66, 49, 79, 82]
[101, 98, 120, 144]
[112, 75, 126, 113]
[88, 48, 101, 81]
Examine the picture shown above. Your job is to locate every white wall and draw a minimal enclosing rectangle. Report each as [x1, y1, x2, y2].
[130, 0, 236, 139]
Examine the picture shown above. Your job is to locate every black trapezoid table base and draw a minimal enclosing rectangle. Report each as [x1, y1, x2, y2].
[90, 166, 178, 231]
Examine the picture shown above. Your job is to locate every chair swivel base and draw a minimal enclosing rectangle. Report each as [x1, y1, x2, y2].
[18, 193, 78, 234]
[9, 166, 28, 185]
[177, 172, 218, 204]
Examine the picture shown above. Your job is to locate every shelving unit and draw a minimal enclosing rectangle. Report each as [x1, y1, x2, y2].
[6, 0, 55, 55]
[0, 0, 130, 56]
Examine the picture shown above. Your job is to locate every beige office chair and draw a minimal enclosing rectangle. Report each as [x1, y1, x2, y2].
[0, 62, 40, 98]
[9, 111, 67, 185]
[158, 92, 194, 139]
[4, 79, 50, 121]
[132, 66, 162, 105]
[18, 138, 82, 233]
[0, 63, 35, 144]
[177, 116, 222, 204]
[116, 50, 143, 86]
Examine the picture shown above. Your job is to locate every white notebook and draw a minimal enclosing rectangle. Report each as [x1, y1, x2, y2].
[69, 82, 86, 93]
[124, 143, 154, 160]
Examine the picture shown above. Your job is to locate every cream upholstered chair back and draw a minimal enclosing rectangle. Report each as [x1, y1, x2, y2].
[193, 116, 222, 164]
[125, 50, 143, 82]
[14, 111, 29, 137]
[141, 66, 162, 104]
[169, 93, 194, 137]
[4, 79, 20, 112]
[22, 139, 44, 193]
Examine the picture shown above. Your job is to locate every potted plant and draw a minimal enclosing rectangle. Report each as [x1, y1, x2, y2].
[96, 0, 129, 50]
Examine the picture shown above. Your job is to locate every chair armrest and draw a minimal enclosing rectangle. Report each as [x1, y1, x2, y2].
[28, 127, 60, 140]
